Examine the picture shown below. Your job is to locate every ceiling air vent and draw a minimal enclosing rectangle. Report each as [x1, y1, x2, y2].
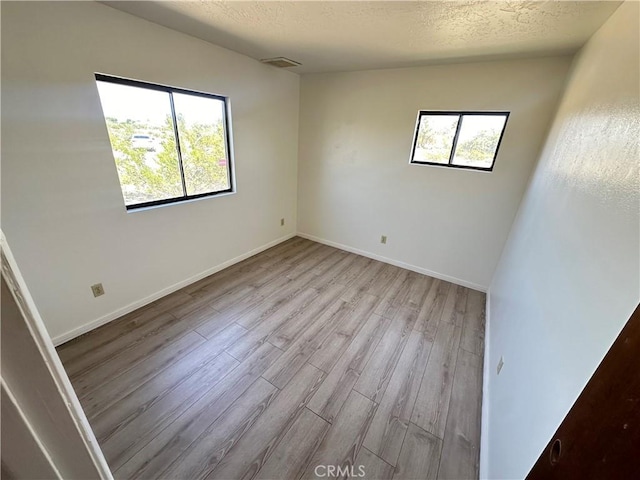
[260, 57, 301, 68]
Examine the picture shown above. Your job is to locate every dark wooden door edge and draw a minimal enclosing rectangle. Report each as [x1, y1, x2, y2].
[526, 303, 640, 480]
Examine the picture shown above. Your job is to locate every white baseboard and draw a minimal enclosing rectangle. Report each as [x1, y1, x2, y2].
[479, 288, 491, 479]
[52, 233, 297, 346]
[296, 232, 487, 293]
[54, 231, 486, 345]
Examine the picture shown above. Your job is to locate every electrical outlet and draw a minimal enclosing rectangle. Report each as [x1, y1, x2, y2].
[91, 283, 105, 298]
[281, 218, 285, 226]
[381, 235, 387, 244]
[497, 356, 504, 375]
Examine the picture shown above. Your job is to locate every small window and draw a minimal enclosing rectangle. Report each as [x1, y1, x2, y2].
[410, 111, 509, 171]
[95, 74, 233, 209]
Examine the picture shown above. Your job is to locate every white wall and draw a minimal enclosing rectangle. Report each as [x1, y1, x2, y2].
[297, 57, 572, 290]
[485, 2, 639, 478]
[1, 1, 299, 343]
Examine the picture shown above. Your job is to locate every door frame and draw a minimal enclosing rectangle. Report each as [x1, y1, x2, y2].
[1, 231, 112, 479]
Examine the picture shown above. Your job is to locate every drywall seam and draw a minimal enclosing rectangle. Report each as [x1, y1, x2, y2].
[479, 289, 491, 479]
[52, 232, 296, 345]
[297, 231, 487, 292]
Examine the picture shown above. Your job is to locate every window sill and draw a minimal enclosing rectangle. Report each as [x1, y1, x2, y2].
[409, 160, 494, 172]
[126, 189, 236, 213]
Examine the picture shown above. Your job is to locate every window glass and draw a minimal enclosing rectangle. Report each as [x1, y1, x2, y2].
[452, 115, 507, 169]
[413, 114, 458, 164]
[96, 81, 183, 205]
[172, 93, 230, 196]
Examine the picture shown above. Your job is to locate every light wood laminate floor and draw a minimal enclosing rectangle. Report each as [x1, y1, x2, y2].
[58, 237, 485, 480]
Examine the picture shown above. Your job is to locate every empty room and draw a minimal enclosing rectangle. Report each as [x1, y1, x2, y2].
[1, 1, 638, 479]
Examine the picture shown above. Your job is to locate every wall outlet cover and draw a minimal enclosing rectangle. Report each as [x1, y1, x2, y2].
[91, 283, 105, 298]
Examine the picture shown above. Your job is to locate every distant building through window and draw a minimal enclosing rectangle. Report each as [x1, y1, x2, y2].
[95, 74, 234, 209]
[410, 111, 509, 171]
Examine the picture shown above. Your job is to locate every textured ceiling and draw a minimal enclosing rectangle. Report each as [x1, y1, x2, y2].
[103, 1, 621, 74]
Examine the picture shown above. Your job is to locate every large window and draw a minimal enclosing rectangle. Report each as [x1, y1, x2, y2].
[410, 111, 509, 171]
[95, 74, 233, 209]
